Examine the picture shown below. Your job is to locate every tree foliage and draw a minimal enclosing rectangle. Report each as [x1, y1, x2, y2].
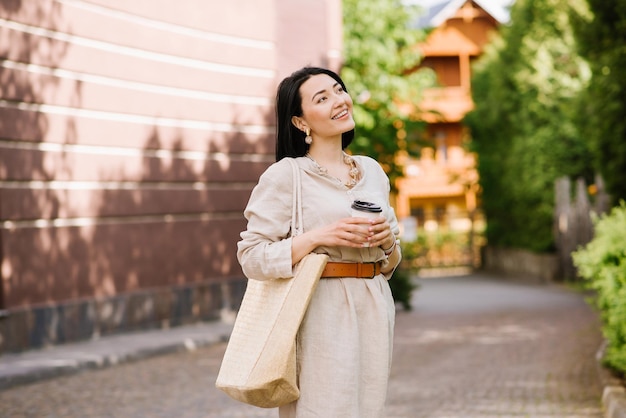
[571, 0, 626, 203]
[464, 0, 594, 252]
[341, 0, 435, 186]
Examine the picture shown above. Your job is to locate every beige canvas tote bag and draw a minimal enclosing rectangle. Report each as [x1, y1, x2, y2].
[215, 158, 328, 408]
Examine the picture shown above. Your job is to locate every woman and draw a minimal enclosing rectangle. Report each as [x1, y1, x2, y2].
[237, 66, 402, 418]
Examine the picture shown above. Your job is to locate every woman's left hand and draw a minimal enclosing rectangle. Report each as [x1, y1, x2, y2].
[366, 217, 395, 249]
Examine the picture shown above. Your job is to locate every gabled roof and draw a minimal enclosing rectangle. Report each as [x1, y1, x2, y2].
[410, 0, 512, 28]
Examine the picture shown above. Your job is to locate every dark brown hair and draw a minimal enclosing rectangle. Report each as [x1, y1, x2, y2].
[275, 67, 355, 161]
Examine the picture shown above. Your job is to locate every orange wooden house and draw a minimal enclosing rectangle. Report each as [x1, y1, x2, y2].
[396, 0, 511, 240]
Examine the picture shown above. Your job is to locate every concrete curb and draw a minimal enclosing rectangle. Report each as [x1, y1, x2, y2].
[596, 341, 626, 418]
[0, 321, 233, 391]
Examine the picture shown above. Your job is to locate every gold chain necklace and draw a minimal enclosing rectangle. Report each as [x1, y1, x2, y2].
[305, 152, 360, 188]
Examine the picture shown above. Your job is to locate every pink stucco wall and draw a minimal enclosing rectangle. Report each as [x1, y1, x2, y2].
[0, 0, 343, 312]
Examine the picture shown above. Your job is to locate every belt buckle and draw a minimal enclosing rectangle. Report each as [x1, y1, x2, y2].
[362, 262, 377, 279]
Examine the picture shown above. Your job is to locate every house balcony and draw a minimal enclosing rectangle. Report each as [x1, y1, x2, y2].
[419, 86, 474, 123]
[396, 148, 478, 197]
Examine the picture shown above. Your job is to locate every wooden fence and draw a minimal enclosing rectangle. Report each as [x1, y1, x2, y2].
[554, 174, 610, 280]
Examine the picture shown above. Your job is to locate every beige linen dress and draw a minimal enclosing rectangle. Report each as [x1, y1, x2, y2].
[237, 155, 401, 418]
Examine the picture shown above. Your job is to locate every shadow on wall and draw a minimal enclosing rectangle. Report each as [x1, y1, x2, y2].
[85, 107, 275, 338]
[0, 0, 276, 351]
[2, 93, 275, 350]
[0, 0, 85, 312]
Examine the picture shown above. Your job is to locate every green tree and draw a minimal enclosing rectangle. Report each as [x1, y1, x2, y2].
[342, 0, 435, 185]
[571, 0, 626, 203]
[465, 0, 593, 252]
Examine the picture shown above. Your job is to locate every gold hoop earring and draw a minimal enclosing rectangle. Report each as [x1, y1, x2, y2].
[305, 128, 313, 145]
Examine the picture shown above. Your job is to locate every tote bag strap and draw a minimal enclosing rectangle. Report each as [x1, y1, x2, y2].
[287, 158, 303, 237]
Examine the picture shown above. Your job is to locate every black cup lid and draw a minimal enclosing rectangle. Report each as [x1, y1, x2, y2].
[351, 200, 382, 213]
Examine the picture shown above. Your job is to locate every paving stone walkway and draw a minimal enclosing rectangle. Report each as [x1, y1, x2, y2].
[0, 273, 604, 417]
[386, 274, 603, 418]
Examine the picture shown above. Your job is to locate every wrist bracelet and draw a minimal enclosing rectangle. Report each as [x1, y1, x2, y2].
[382, 239, 396, 256]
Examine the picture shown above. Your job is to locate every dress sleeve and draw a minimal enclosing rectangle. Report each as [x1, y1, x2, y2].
[371, 158, 402, 279]
[237, 160, 296, 281]
[381, 203, 402, 280]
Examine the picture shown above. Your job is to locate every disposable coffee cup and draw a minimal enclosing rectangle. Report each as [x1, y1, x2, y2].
[351, 200, 383, 220]
[351, 201, 382, 247]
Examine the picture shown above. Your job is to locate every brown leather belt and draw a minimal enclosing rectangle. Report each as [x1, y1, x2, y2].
[321, 262, 382, 279]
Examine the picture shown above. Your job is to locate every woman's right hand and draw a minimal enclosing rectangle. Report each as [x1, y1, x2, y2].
[291, 217, 372, 265]
[315, 217, 375, 248]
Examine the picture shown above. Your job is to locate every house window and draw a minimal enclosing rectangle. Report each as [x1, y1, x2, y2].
[436, 131, 448, 163]
[410, 206, 425, 228]
[435, 205, 447, 225]
[420, 56, 461, 87]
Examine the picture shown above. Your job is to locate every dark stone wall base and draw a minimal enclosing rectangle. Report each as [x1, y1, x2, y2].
[481, 246, 559, 283]
[0, 278, 247, 354]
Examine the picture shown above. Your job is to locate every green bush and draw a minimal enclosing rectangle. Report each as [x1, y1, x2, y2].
[390, 267, 416, 311]
[572, 201, 626, 375]
[389, 240, 422, 311]
[401, 230, 476, 269]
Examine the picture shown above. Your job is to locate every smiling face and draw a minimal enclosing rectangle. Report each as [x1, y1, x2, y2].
[293, 74, 355, 140]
